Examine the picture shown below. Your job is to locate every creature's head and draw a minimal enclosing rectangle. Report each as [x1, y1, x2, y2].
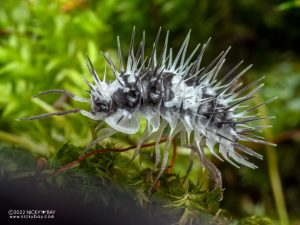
[90, 81, 116, 120]
[88, 78, 140, 134]
[85, 56, 141, 134]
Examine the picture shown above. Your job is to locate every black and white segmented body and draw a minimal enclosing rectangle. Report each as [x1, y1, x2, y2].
[22, 28, 276, 189]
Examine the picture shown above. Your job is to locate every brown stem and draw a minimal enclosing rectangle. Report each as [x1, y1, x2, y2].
[39, 138, 167, 181]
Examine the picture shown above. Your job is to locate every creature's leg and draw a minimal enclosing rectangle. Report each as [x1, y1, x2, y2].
[181, 149, 196, 186]
[84, 127, 117, 151]
[79, 110, 98, 120]
[150, 124, 182, 193]
[95, 121, 105, 133]
[79, 111, 117, 153]
[129, 120, 168, 166]
[154, 120, 168, 168]
[129, 124, 151, 163]
[188, 144, 222, 190]
[186, 150, 195, 177]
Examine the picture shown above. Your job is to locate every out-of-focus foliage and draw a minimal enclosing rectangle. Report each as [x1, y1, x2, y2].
[0, 0, 300, 224]
[277, 0, 300, 10]
[239, 215, 273, 225]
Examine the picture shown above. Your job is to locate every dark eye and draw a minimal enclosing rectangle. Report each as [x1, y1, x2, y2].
[95, 101, 109, 112]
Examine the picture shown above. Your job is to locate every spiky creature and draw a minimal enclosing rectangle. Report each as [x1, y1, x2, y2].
[22, 28, 276, 189]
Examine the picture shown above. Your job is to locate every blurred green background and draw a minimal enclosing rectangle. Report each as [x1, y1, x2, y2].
[0, 0, 300, 224]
